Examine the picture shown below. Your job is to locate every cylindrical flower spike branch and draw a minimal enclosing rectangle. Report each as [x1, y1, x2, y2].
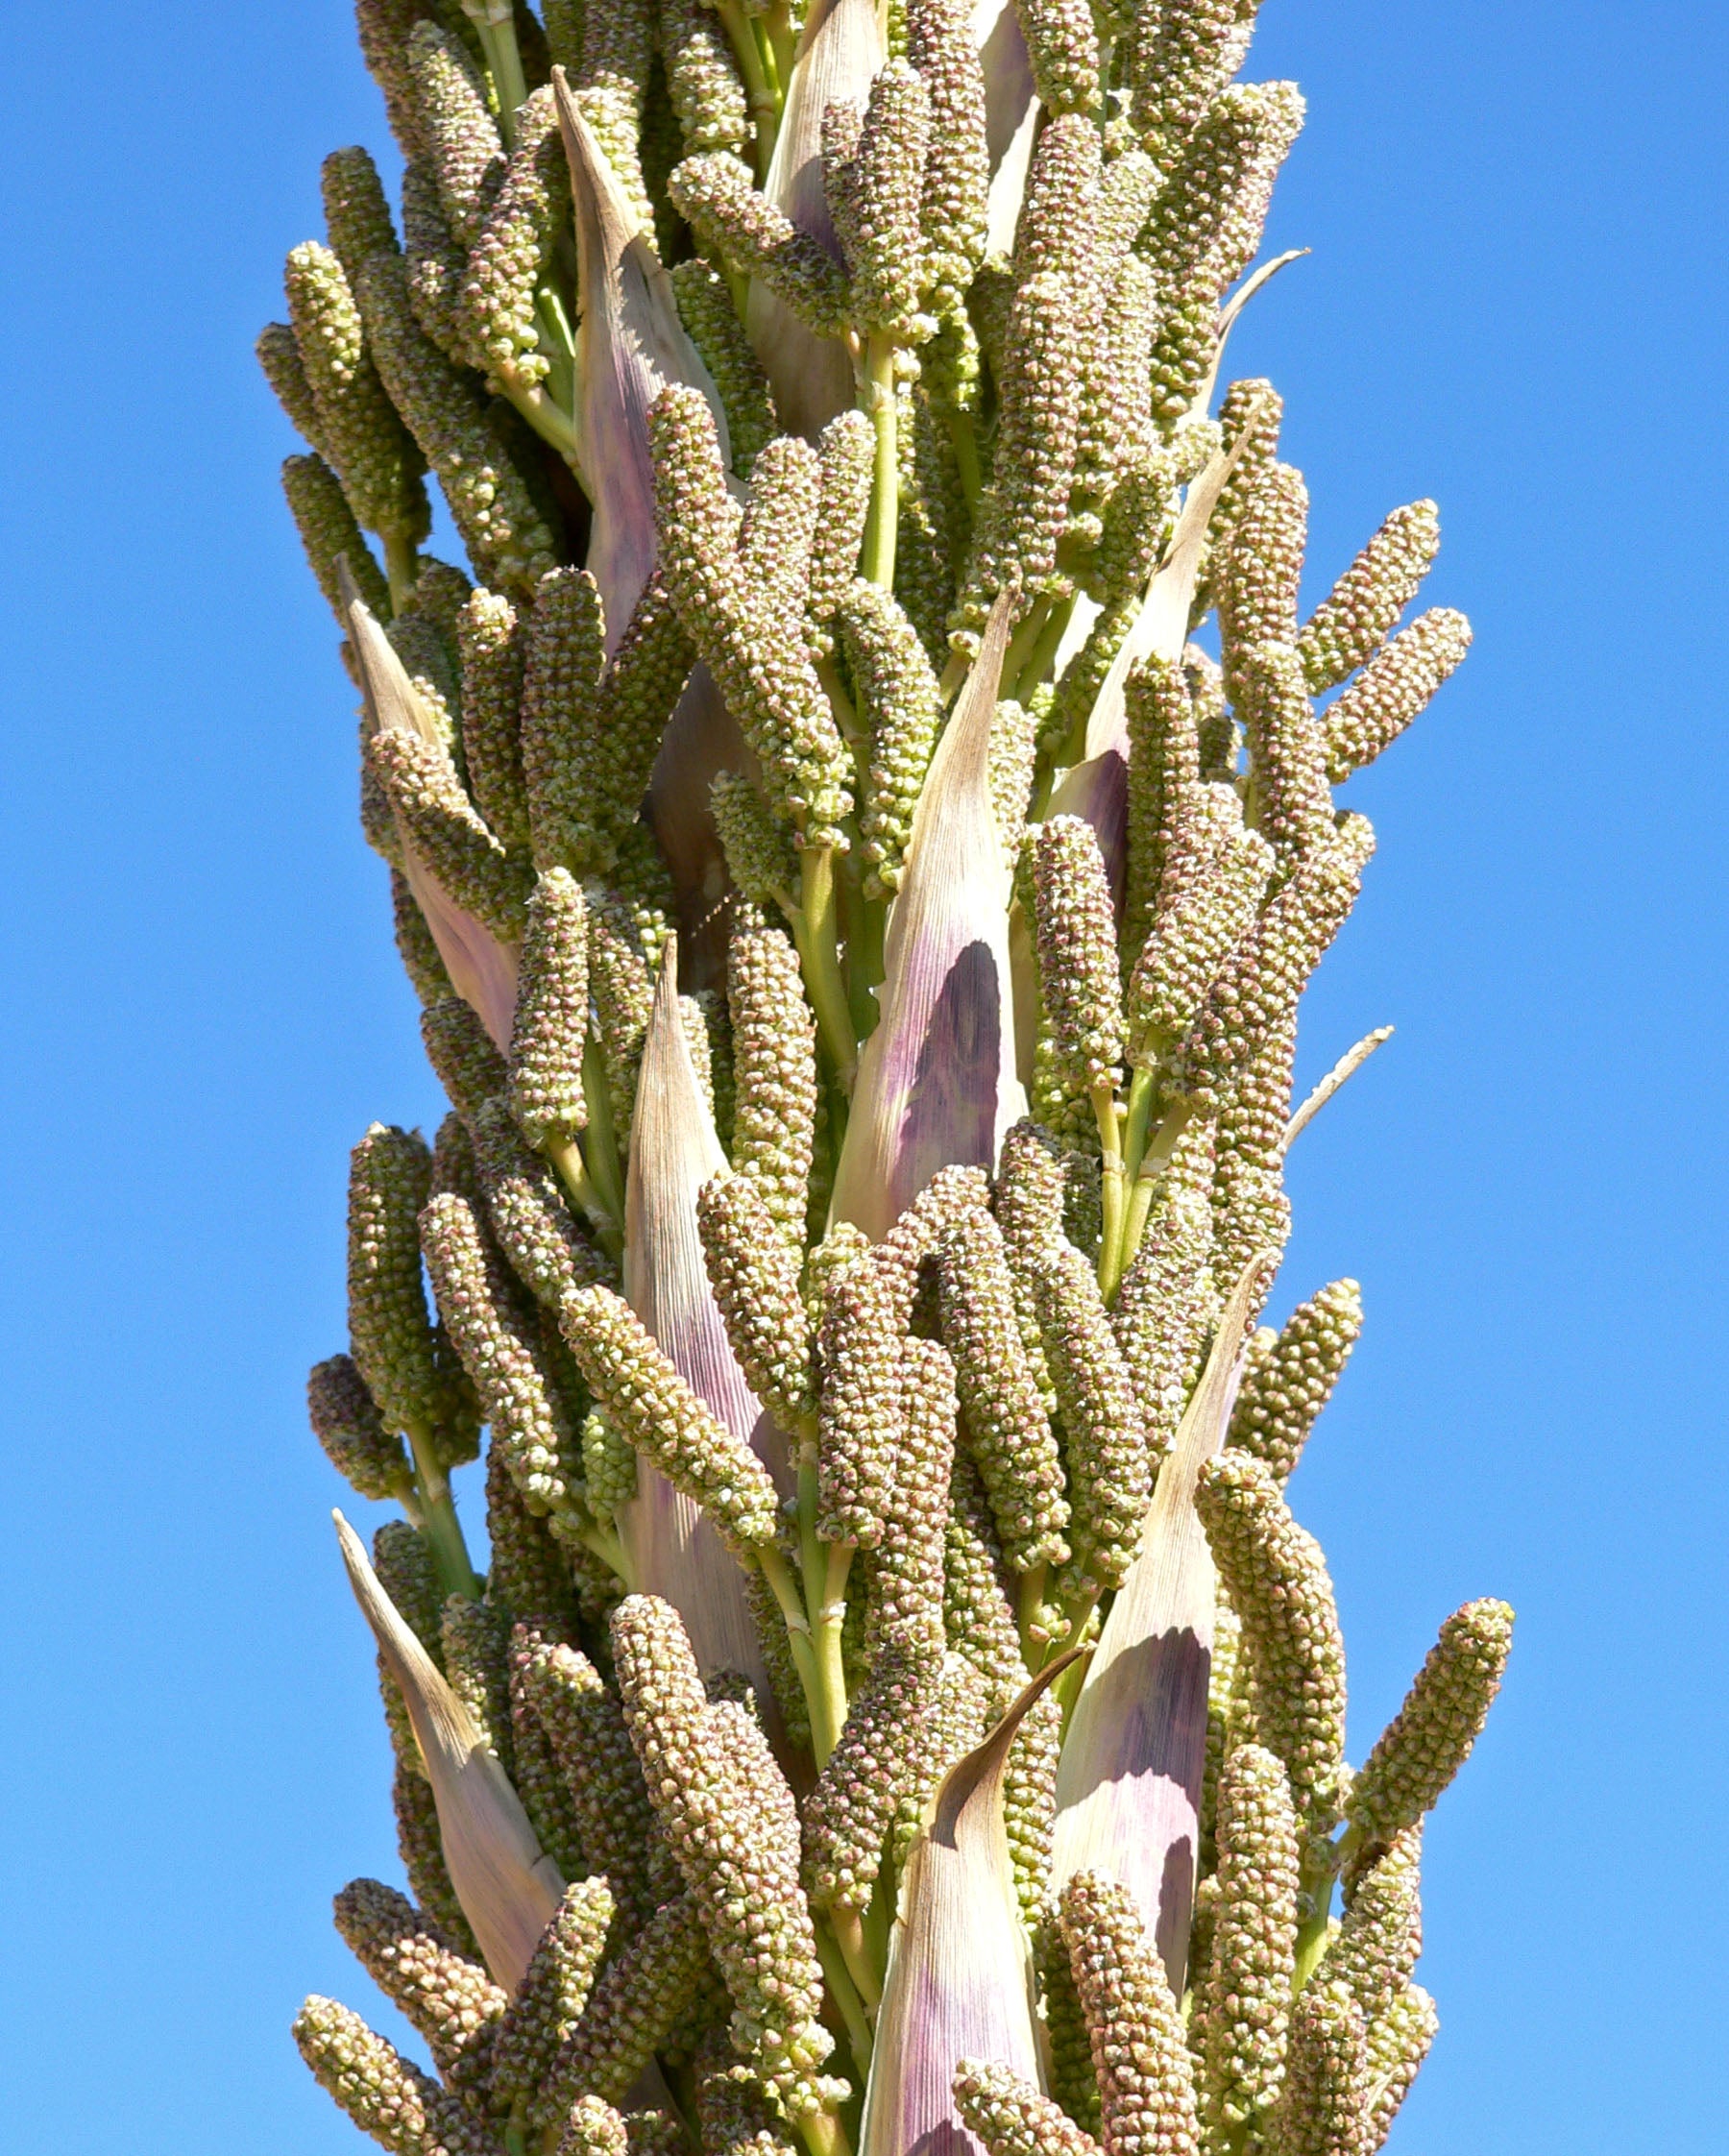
[265, 6, 1506, 2156]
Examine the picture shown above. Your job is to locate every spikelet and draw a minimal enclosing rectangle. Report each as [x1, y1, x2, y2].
[1229, 1280, 1363, 1483]
[1347, 1601, 1514, 1848]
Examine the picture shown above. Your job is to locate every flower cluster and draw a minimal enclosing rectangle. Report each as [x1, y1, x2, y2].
[265, 4, 1503, 2155]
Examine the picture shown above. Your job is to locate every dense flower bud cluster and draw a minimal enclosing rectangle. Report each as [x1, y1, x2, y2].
[272, 9, 1500, 2152]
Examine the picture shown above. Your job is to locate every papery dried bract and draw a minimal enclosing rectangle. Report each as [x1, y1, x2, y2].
[555, 73, 731, 645]
[1048, 431, 1253, 903]
[621, 941, 783, 1685]
[333, 1511, 563, 1990]
[342, 569, 522, 1049]
[863, 1652, 1083, 2156]
[832, 597, 1026, 1240]
[1050, 1257, 1271, 1997]
[748, 0, 886, 434]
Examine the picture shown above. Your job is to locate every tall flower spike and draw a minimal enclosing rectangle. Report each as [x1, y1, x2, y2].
[1320, 1828, 1423, 2021]
[671, 154, 855, 341]
[1347, 1600, 1514, 1847]
[816, 1249, 904, 1546]
[1046, 429, 1250, 903]
[473, 1095, 613, 1307]
[808, 412, 876, 642]
[697, 1172, 819, 1431]
[936, 1205, 1070, 1574]
[952, 2062, 1103, 2156]
[1052, 1258, 1269, 1997]
[282, 240, 428, 553]
[615, 940, 786, 1678]
[1194, 1451, 1347, 1839]
[1128, 782, 1275, 1060]
[845, 61, 934, 343]
[422, 992, 511, 1124]
[951, 270, 1083, 642]
[660, 0, 751, 160]
[458, 84, 571, 404]
[672, 259, 779, 478]
[1298, 501, 1440, 694]
[1322, 607, 1473, 781]
[561, 1285, 782, 1555]
[610, 1596, 837, 2118]
[861, 1654, 1081, 2156]
[869, 1336, 960, 1652]
[334, 1511, 565, 1990]
[366, 723, 530, 940]
[1274, 1988, 1368, 2156]
[569, 0, 658, 228]
[331, 1876, 507, 2084]
[832, 600, 1027, 1238]
[455, 588, 530, 857]
[1126, 0, 1258, 164]
[545, 1895, 719, 2109]
[345, 575, 523, 1047]
[904, 0, 988, 300]
[1363, 1985, 1437, 2153]
[1228, 1279, 1362, 1484]
[347, 1124, 448, 1446]
[354, 251, 558, 593]
[280, 453, 391, 625]
[1030, 815, 1127, 1137]
[421, 1190, 575, 1512]
[839, 577, 946, 902]
[1015, 0, 1100, 115]
[648, 385, 853, 849]
[802, 1635, 943, 1913]
[695, 2038, 802, 2156]
[510, 869, 590, 1148]
[725, 905, 818, 1241]
[491, 1875, 618, 2127]
[1235, 642, 1333, 866]
[1199, 1743, 1301, 2137]
[1031, 1242, 1149, 1599]
[738, 434, 823, 623]
[308, 1352, 413, 1502]
[321, 144, 399, 281]
[406, 21, 504, 249]
[1058, 1870, 1204, 2156]
[513, 1633, 675, 1923]
[555, 74, 733, 640]
[1217, 461, 1308, 677]
[292, 1996, 459, 2156]
[441, 1591, 516, 1767]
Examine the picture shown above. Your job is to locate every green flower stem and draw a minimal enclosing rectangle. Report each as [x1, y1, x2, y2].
[794, 1450, 849, 1762]
[1094, 1081, 1128, 1302]
[544, 1131, 624, 1259]
[794, 845, 860, 1090]
[762, 0, 796, 96]
[404, 1421, 482, 1600]
[581, 1034, 628, 1223]
[816, 1922, 877, 2071]
[944, 404, 983, 516]
[757, 1541, 825, 1726]
[1001, 596, 1054, 690]
[829, 1904, 883, 2011]
[465, 1, 529, 142]
[798, 2105, 854, 2156]
[1292, 1830, 1355, 1993]
[860, 336, 900, 589]
[382, 532, 420, 614]
[1016, 1561, 1049, 1666]
[716, 0, 780, 179]
[1012, 589, 1076, 704]
[1116, 1097, 1191, 1282]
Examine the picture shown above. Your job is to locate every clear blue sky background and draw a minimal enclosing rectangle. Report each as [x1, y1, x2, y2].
[0, 3, 1721, 2149]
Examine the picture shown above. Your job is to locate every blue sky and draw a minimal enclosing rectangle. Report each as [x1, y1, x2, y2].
[0, 3, 1723, 2149]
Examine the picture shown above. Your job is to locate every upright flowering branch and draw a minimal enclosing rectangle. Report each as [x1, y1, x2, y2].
[266, 8, 1505, 2156]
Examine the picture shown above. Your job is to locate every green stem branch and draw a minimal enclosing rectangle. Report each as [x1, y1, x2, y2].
[794, 845, 859, 1090]
[405, 1424, 481, 1600]
[861, 336, 900, 589]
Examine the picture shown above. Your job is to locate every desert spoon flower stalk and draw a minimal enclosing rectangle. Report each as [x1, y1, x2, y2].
[271, 5, 1506, 2155]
